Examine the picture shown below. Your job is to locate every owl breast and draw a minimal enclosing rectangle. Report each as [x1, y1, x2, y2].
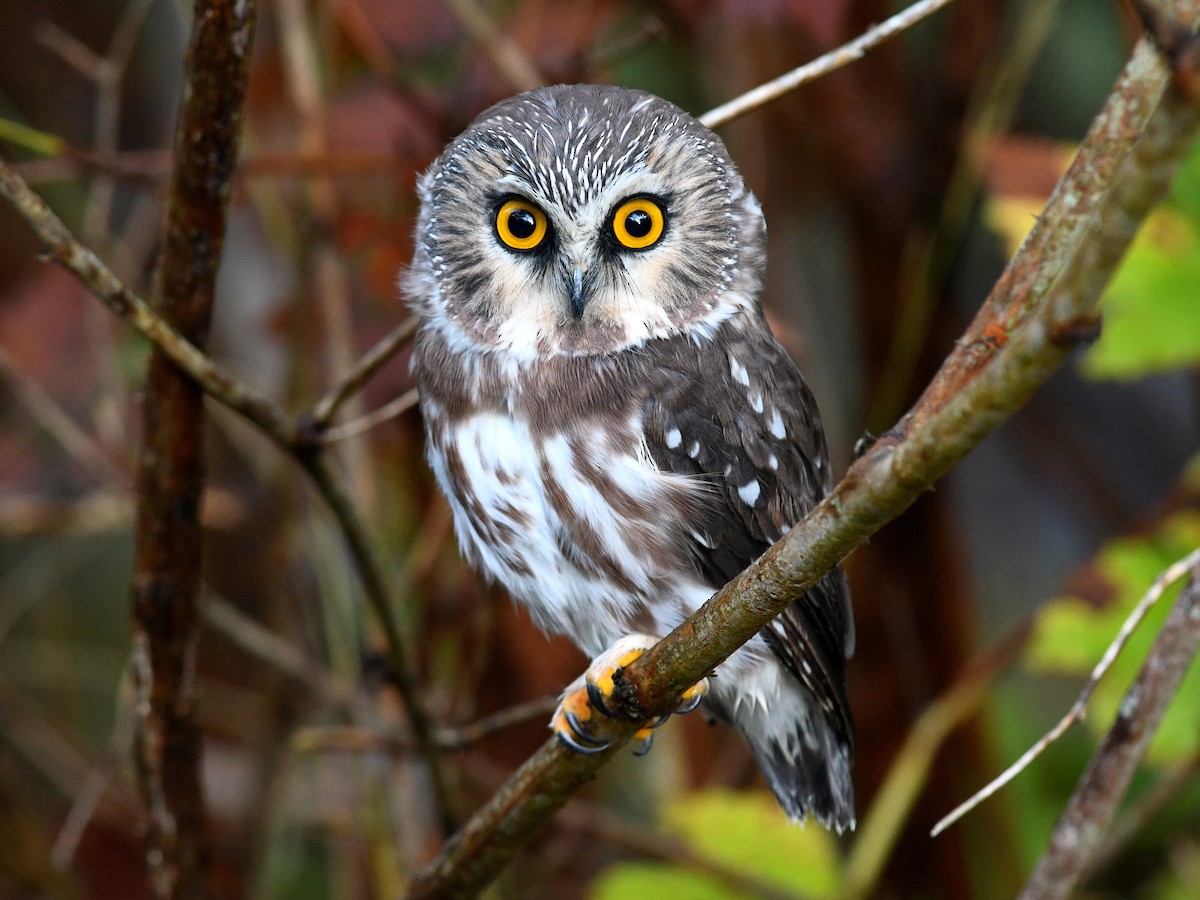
[424, 404, 707, 658]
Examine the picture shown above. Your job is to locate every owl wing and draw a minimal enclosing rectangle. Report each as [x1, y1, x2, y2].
[641, 316, 854, 750]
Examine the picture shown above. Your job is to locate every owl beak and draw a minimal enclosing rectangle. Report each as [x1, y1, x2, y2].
[569, 265, 589, 319]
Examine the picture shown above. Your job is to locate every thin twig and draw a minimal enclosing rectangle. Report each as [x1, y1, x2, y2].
[201, 591, 359, 708]
[80, 0, 160, 452]
[0, 160, 299, 451]
[83, 0, 159, 241]
[1018, 565, 1200, 899]
[291, 696, 558, 754]
[308, 315, 419, 429]
[51, 671, 137, 868]
[437, 696, 560, 751]
[333, 0, 398, 82]
[0, 491, 128, 537]
[33, 20, 105, 78]
[698, 0, 960, 129]
[933, 546, 1200, 837]
[0, 344, 129, 488]
[298, 451, 457, 832]
[0, 678, 140, 821]
[276, 0, 379, 510]
[867, 0, 1062, 430]
[321, 388, 419, 443]
[5, 144, 400, 185]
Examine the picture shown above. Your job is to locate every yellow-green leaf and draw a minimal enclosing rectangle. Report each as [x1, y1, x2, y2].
[589, 789, 840, 900]
[1026, 512, 1200, 763]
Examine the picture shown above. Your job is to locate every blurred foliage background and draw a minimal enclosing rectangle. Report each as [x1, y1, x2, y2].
[1, 0, 1199, 897]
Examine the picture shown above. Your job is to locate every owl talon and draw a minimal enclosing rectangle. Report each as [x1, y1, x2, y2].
[675, 677, 710, 715]
[586, 680, 618, 717]
[552, 685, 613, 754]
[557, 731, 611, 754]
[551, 636, 712, 759]
[557, 711, 612, 754]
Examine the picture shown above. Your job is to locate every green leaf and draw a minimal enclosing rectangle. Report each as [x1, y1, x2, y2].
[1084, 136, 1200, 379]
[1083, 208, 1200, 378]
[1026, 512, 1200, 763]
[590, 863, 741, 900]
[589, 789, 841, 900]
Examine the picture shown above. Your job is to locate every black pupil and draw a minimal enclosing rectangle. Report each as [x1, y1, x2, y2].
[507, 208, 536, 239]
[624, 209, 653, 238]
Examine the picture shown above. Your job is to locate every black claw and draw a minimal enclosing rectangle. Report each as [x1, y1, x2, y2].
[559, 710, 609, 753]
[586, 680, 618, 717]
[632, 733, 655, 756]
[676, 692, 704, 715]
[557, 729, 611, 755]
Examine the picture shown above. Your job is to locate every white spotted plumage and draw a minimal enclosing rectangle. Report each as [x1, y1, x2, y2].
[407, 84, 855, 830]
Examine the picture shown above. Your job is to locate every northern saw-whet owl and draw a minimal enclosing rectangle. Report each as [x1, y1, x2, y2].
[406, 84, 855, 830]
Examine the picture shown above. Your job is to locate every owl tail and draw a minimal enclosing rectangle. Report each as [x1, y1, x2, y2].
[745, 720, 855, 833]
[714, 677, 856, 832]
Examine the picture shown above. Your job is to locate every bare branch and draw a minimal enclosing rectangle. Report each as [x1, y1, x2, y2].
[33, 20, 105, 78]
[276, 0, 379, 509]
[0, 343, 129, 487]
[902, 0, 1200, 436]
[297, 450, 457, 831]
[308, 315, 419, 429]
[1018, 564, 1200, 899]
[321, 388, 420, 443]
[51, 673, 137, 868]
[1087, 752, 1200, 877]
[932, 547, 1200, 836]
[292, 696, 559, 755]
[201, 592, 359, 708]
[436, 696, 560, 752]
[699, 0, 960, 130]
[0, 160, 298, 451]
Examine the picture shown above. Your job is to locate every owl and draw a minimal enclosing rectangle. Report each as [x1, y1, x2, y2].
[405, 84, 855, 830]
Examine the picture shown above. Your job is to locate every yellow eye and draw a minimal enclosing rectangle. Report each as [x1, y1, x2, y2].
[611, 197, 665, 249]
[495, 199, 548, 251]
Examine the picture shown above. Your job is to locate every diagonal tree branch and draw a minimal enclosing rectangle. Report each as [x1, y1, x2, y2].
[902, 0, 1200, 434]
[0, 160, 297, 450]
[128, 1, 257, 897]
[406, 7, 1200, 897]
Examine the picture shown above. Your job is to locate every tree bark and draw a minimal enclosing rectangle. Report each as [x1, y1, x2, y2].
[129, 2, 256, 897]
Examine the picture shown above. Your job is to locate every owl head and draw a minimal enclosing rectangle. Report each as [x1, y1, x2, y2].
[405, 84, 766, 358]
